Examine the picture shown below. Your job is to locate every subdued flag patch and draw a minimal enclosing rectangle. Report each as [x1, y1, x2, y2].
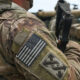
[16, 34, 46, 67]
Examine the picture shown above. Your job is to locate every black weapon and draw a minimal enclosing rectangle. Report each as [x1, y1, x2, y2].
[55, 0, 73, 52]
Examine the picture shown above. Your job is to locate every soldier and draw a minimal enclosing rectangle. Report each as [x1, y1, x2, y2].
[0, 0, 80, 80]
[55, 0, 73, 52]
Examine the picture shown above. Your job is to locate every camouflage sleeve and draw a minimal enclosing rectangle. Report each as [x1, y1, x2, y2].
[0, 52, 17, 76]
[65, 41, 80, 80]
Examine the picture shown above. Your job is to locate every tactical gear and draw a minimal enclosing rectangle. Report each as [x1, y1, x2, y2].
[55, 0, 72, 52]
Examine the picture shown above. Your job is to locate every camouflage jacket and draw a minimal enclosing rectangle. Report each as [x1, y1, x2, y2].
[0, 8, 79, 80]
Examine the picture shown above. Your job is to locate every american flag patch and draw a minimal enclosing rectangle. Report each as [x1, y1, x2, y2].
[16, 34, 46, 67]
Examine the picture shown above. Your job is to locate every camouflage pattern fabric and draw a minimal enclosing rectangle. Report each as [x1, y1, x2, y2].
[0, 9, 70, 80]
[0, 0, 12, 12]
[0, 5, 80, 80]
[65, 41, 80, 80]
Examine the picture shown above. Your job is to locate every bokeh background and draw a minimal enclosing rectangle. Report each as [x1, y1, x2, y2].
[29, 0, 80, 12]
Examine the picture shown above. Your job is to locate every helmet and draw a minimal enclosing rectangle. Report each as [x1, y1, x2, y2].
[0, 0, 12, 11]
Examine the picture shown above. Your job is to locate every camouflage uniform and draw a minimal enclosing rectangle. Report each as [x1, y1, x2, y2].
[0, 0, 79, 80]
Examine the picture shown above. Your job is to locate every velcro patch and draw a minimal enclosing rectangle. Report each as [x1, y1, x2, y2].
[40, 53, 67, 80]
[16, 34, 46, 67]
[14, 32, 28, 45]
